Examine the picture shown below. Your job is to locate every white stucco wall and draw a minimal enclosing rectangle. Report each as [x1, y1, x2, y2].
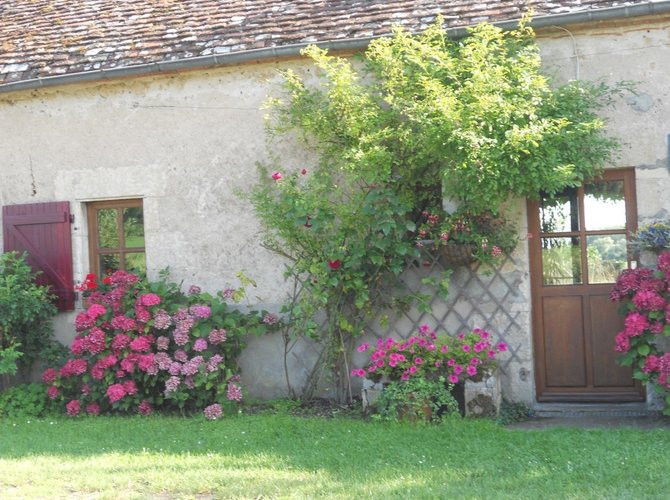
[1, 13, 669, 402]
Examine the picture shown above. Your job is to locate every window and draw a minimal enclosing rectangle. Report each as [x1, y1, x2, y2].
[87, 199, 146, 277]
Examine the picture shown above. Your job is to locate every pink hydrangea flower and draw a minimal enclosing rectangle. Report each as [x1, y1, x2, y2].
[130, 336, 152, 352]
[193, 338, 208, 352]
[42, 368, 58, 384]
[139, 293, 161, 307]
[47, 385, 60, 399]
[138, 401, 153, 416]
[66, 399, 81, 417]
[107, 383, 127, 403]
[189, 305, 211, 319]
[86, 403, 100, 416]
[204, 403, 223, 420]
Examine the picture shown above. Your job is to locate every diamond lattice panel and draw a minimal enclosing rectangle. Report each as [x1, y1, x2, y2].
[368, 246, 526, 371]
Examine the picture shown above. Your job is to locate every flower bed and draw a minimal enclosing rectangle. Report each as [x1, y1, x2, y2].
[44, 271, 274, 418]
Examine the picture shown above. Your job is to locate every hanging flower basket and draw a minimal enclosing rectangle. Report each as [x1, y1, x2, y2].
[415, 240, 475, 269]
[439, 243, 475, 268]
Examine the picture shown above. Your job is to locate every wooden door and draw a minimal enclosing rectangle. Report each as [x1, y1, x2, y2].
[528, 169, 644, 402]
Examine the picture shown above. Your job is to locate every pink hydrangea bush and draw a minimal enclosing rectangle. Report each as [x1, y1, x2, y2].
[45, 270, 276, 417]
[611, 251, 670, 413]
[351, 324, 507, 384]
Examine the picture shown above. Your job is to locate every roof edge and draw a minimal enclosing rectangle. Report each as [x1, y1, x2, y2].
[2, 1, 670, 95]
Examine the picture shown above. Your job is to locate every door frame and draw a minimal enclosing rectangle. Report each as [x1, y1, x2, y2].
[528, 168, 644, 402]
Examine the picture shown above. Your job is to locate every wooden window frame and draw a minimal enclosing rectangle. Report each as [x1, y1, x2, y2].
[87, 199, 145, 277]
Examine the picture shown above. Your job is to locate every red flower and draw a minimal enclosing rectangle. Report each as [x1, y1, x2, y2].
[328, 259, 342, 270]
[102, 276, 112, 285]
[271, 171, 282, 181]
[300, 168, 308, 175]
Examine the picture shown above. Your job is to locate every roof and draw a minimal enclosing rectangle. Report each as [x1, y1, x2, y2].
[0, 0, 663, 91]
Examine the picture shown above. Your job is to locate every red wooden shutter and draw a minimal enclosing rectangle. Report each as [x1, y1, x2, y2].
[3, 201, 75, 311]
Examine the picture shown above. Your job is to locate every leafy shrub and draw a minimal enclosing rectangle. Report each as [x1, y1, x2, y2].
[44, 270, 275, 418]
[0, 383, 53, 418]
[496, 399, 535, 426]
[0, 252, 58, 375]
[373, 377, 459, 423]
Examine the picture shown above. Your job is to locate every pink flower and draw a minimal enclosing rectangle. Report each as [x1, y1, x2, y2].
[624, 312, 649, 337]
[227, 382, 242, 402]
[139, 293, 161, 307]
[107, 383, 127, 403]
[138, 401, 153, 416]
[188, 285, 201, 295]
[156, 336, 170, 350]
[193, 338, 208, 352]
[448, 374, 459, 384]
[467, 365, 478, 377]
[75, 312, 96, 332]
[70, 337, 86, 355]
[189, 305, 211, 318]
[153, 310, 172, 330]
[42, 368, 58, 384]
[300, 168, 308, 175]
[401, 372, 410, 381]
[81, 384, 90, 396]
[408, 365, 417, 374]
[47, 385, 60, 399]
[453, 364, 463, 375]
[209, 329, 227, 344]
[462, 345, 471, 353]
[357, 343, 370, 353]
[174, 350, 188, 362]
[271, 171, 282, 181]
[86, 403, 100, 416]
[60, 359, 88, 378]
[497, 342, 508, 352]
[440, 345, 448, 354]
[615, 331, 631, 353]
[111, 315, 136, 332]
[204, 403, 223, 420]
[263, 313, 279, 325]
[123, 380, 137, 396]
[66, 400, 81, 417]
[111, 333, 131, 352]
[632, 290, 666, 311]
[86, 303, 107, 319]
[414, 357, 423, 365]
[130, 336, 152, 352]
[138, 353, 155, 372]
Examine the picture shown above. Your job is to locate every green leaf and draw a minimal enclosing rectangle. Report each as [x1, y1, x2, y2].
[637, 344, 651, 356]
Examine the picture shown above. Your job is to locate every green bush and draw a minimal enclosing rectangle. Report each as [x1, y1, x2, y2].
[0, 383, 53, 418]
[0, 252, 59, 375]
[373, 377, 459, 423]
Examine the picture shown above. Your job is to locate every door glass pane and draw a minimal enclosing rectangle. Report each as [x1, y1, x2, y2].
[100, 254, 120, 274]
[125, 252, 146, 275]
[587, 234, 628, 284]
[123, 207, 145, 248]
[542, 237, 582, 285]
[97, 209, 119, 248]
[584, 180, 625, 230]
[540, 187, 579, 233]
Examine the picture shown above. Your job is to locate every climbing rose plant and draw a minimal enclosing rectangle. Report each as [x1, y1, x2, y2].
[251, 15, 622, 403]
[611, 252, 670, 414]
[44, 271, 274, 418]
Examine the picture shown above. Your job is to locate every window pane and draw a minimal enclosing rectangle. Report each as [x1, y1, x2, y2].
[100, 254, 120, 275]
[587, 234, 628, 284]
[540, 187, 579, 233]
[125, 252, 146, 275]
[584, 180, 625, 231]
[542, 237, 582, 285]
[97, 209, 119, 248]
[124, 207, 145, 248]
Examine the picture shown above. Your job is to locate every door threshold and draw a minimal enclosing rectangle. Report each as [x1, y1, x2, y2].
[532, 402, 659, 418]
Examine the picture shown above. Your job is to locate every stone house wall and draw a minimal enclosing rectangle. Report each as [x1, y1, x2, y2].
[1, 14, 669, 403]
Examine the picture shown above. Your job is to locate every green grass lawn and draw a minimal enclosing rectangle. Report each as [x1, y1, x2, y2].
[0, 414, 668, 499]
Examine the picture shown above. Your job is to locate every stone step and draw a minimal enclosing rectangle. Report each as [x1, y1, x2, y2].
[532, 402, 659, 418]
